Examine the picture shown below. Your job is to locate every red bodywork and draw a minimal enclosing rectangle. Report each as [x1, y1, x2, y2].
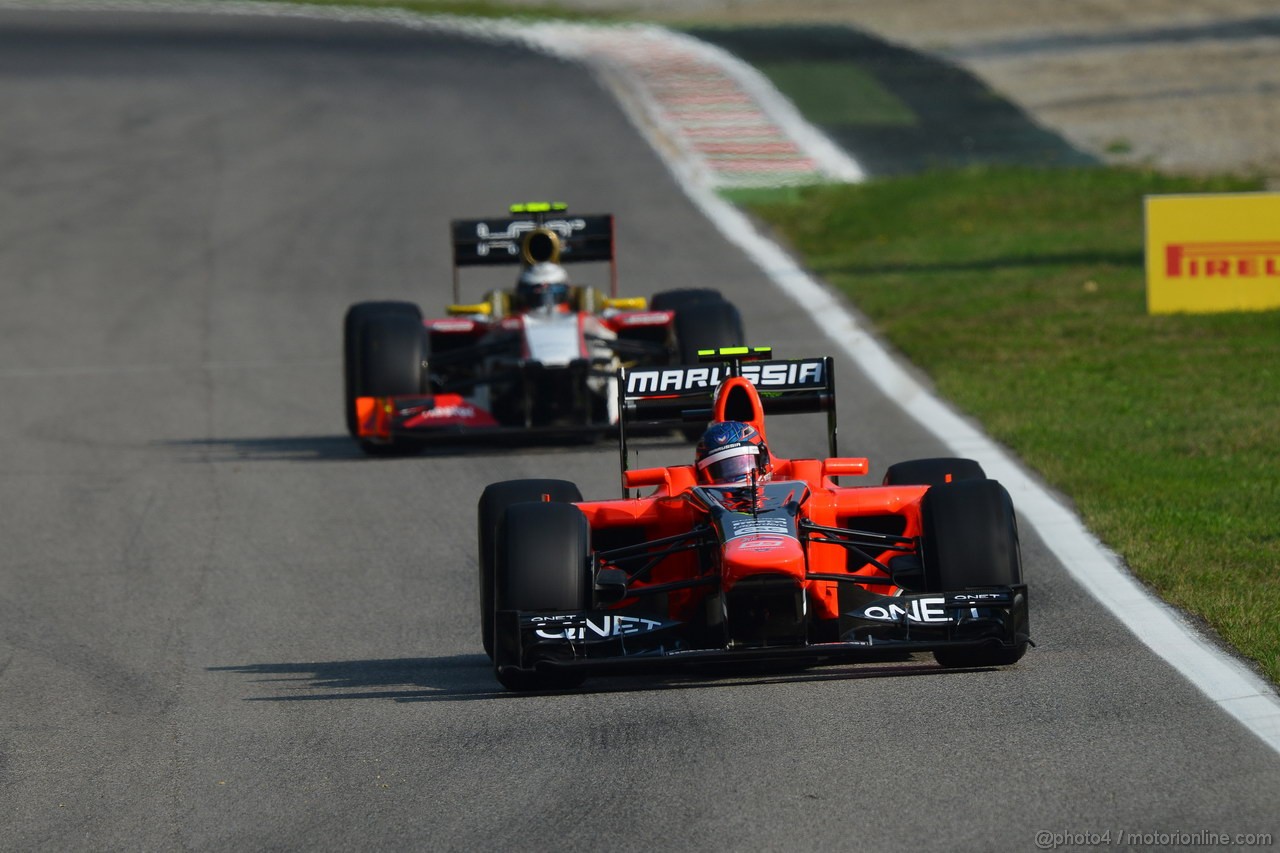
[579, 465, 920, 619]
[579, 375, 914, 624]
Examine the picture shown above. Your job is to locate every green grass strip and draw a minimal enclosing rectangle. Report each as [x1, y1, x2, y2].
[252, 0, 619, 22]
[756, 61, 916, 127]
[733, 166, 1280, 685]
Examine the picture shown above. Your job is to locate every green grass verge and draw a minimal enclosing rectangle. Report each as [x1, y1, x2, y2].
[237, 0, 619, 22]
[730, 167, 1280, 685]
[755, 61, 916, 127]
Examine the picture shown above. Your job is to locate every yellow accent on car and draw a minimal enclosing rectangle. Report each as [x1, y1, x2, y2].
[603, 296, 647, 310]
[447, 302, 492, 316]
[509, 202, 568, 214]
[697, 345, 774, 358]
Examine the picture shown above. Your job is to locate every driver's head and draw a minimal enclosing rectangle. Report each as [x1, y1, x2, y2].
[516, 262, 571, 310]
[695, 421, 771, 485]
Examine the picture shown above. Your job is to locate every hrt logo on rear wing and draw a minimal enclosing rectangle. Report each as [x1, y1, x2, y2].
[450, 214, 615, 267]
[448, 203, 618, 302]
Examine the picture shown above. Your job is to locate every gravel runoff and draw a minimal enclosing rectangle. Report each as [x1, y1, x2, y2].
[500, 0, 1280, 182]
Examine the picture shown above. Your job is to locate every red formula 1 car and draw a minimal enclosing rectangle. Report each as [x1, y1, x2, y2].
[478, 348, 1030, 690]
[343, 203, 744, 453]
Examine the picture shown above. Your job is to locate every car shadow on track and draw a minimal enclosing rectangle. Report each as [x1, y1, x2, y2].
[162, 433, 691, 463]
[162, 436, 370, 462]
[209, 653, 986, 703]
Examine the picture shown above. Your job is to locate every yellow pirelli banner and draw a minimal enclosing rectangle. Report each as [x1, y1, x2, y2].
[1145, 192, 1280, 314]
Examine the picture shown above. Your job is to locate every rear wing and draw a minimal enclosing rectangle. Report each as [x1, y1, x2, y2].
[450, 204, 616, 300]
[617, 350, 838, 484]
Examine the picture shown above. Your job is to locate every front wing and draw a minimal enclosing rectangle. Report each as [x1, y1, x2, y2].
[355, 360, 619, 443]
[494, 586, 1030, 678]
[355, 393, 612, 444]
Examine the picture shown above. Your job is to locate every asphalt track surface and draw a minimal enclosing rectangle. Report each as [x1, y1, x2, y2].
[1, 9, 1278, 850]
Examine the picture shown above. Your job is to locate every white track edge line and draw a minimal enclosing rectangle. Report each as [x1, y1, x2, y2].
[17, 0, 1280, 753]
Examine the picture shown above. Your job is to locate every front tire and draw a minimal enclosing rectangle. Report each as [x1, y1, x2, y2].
[919, 478, 1027, 668]
[494, 501, 590, 691]
[477, 479, 583, 660]
[343, 302, 428, 454]
[343, 301, 422, 435]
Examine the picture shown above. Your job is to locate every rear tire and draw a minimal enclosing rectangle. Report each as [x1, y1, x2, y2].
[883, 457, 985, 487]
[920, 479, 1027, 668]
[477, 479, 583, 660]
[650, 288, 726, 313]
[674, 299, 745, 361]
[665, 295, 746, 440]
[494, 501, 590, 690]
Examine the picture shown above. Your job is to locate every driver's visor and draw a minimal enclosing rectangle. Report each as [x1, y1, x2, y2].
[697, 444, 759, 483]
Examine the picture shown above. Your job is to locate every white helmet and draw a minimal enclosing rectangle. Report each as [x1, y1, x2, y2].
[516, 262, 571, 308]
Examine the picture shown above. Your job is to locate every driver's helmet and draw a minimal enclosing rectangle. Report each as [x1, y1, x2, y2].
[695, 421, 772, 485]
[516, 262, 572, 310]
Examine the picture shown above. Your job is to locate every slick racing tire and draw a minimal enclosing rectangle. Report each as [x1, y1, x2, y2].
[649, 288, 726, 313]
[663, 294, 746, 440]
[654, 288, 747, 362]
[651, 288, 747, 364]
[672, 298, 746, 363]
[919, 478, 1028, 668]
[477, 479, 583, 660]
[343, 301, 422, 436]
[494, 501, 591, 691]
[882, 457, 986, 488]
[343, 302, 428, 454]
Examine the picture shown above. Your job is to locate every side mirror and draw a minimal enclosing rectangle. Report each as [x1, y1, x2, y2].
[823, 458, 869, 477]
[623, 467, 668, 489]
